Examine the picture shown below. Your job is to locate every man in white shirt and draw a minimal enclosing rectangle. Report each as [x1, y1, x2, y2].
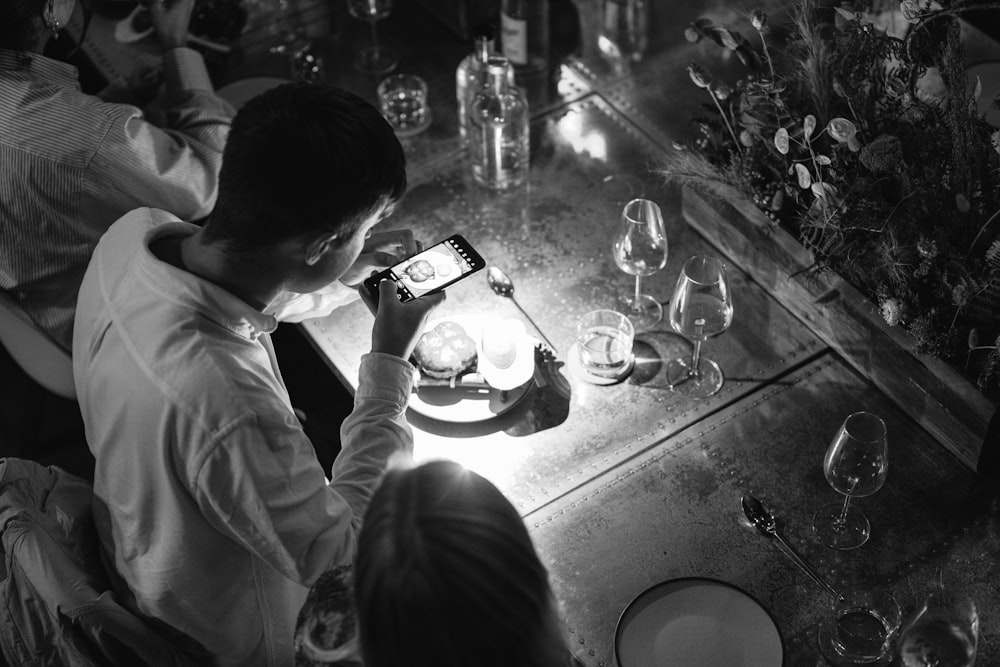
[72, 82, 442, 666]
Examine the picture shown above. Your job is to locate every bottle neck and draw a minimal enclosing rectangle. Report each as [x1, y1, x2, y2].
[475, 36, 492, 63]
[487, 69, 507, 96]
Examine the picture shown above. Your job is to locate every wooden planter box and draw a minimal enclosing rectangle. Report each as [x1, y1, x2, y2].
[682, 186, 994, 472]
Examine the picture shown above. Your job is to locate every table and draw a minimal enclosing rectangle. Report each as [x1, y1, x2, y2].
[67, 1, 1000, 664]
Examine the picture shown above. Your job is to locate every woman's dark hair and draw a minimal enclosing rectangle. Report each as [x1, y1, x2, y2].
[355, 460, 570, 667]
[203, 82, 406, 252]
[0, 0, 45, 51]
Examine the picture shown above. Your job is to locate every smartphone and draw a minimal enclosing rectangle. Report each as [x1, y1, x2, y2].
[363, 234, 485, 303]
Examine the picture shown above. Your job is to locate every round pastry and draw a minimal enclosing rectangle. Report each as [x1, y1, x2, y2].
[413, 321, 478, 378]
[404, 259, 435, 283]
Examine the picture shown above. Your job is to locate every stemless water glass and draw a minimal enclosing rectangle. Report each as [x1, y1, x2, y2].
[665, 255, 733, 397]
[817, 584, 902, 665]
[346, 0, 396, 74]
[612, 198, 668, 332]
[898, 589, 978, 667]
[812, 412, 889, 550]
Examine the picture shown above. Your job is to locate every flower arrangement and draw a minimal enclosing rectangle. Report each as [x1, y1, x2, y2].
[662, 0, 1000, 392]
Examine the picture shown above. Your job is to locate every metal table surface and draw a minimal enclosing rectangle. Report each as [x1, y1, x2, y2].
[65, 0, 999, 664]
[302, 91, 825, 517]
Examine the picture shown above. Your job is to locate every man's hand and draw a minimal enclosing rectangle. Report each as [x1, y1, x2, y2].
[142, 0, 195, 51]
[339, 229, 419, 289]
[364, 279, 445, 360]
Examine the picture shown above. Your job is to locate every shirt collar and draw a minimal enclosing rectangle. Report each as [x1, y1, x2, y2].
[136, 221, 278, 340]
[0, 49, 79, 88]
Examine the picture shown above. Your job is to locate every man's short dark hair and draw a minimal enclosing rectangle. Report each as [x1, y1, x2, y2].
[203, 83, 406, 252]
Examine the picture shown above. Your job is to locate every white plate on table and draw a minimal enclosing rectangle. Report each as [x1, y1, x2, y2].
[408, 315, 534, 423]
[615, 578, 784, 667]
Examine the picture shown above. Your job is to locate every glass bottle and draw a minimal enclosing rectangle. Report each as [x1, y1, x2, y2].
[499, 0, 549, 86]
[456, 23, 496, 144]
[469, 56, 529, 190]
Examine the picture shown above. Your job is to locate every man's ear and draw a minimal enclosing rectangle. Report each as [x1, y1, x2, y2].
[305, 233, 338, 266]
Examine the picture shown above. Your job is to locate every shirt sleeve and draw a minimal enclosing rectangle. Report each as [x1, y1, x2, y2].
[191, 352, 415, 586]
[265, 282, 360, 323]
[84, 47, 234, 223]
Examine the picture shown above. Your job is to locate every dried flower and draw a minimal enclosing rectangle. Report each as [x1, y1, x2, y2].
[794, 163, 812, 189]
[770, 188, 785, 211]
[956, 193, 971, 213]
[774, 127, 789, 154]
[952, 282, 969, 307]
[881, 298, 903, 326]
[917, 238, 938, 259]
[859, 134, 903, 174]
[687, 63, 712, 89]
[684, 24, 702, 43]
[803, 114, 816, 140]
[712, 83, 732, 101]
[827, 117, 857, 143]
[900, 0, 922, 23]
[750, 9, 768, 33]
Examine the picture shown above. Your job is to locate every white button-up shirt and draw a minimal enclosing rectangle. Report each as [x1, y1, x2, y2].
[0, 48, 233, 352]
[73, 208, 415, 666]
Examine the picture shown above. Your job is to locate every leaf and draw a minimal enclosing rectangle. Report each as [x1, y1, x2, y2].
[973, 76, 983, 102]
[795, 163, 812, 189]
[803, 115, 816, 140]
[815, 154, 832, 165]
[774, 127, 790, 155]
[833, 6, 857, 21]
[718, 28, 740, 51]
[987, 239, 1000, 265]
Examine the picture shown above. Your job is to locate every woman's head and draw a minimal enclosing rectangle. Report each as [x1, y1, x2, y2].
[356, 460, 569, 667]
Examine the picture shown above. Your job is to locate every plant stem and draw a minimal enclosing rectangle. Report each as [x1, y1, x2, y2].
[708, 93, 742, 153]
[633, 276, 642, 311]
[968, 208, 1000, 253]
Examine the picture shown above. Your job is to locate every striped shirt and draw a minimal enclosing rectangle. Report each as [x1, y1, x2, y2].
[0, 47, 233, 353]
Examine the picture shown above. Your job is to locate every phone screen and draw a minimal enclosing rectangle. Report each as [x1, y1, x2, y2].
[373, 236, 482, 301]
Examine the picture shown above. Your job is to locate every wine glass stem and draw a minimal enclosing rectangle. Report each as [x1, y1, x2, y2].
[689, 339, 703, 379]
[369, 19, 379, 52]
[835, 492, 853, 531]
[688, 320, 704, 378]
[633, 275, 642, 310]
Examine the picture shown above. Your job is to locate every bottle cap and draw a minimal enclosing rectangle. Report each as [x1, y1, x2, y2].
[486, 55, 510, 74]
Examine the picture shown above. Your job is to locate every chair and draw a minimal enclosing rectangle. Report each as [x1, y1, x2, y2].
[0, 290, 76, 400]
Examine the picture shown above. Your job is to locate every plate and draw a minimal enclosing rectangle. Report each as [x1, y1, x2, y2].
[408, 315, 534, 423]
[217, 76, 293, 110]
[114, 6, 232, 53]
[615, 578, 784, 667]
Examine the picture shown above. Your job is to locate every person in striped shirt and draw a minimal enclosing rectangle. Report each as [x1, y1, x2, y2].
[0, 0, 233, 353]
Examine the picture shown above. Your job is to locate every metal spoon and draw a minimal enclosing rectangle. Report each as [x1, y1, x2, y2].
[741, 495, 838, 596]
[486, 266, 557, 351]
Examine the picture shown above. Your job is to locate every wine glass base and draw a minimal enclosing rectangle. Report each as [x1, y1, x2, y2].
[354, 47, 397, 75]
[813, 504, 871, 550]
[666, 356, 724, 397]
[817, 620, 893, 666]
[619, 293, 662, 332]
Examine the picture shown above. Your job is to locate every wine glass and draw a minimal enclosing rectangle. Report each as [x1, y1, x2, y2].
[812, 411, 889, 550]
[346, 0, 396, 75]
[898, 589, 978, 667]
[665, 255, 733, 397]
[612, 198, 668, 331]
